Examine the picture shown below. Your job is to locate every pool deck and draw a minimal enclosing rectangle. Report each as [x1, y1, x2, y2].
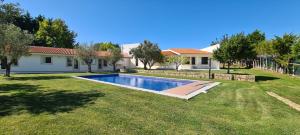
[164, 81, 212, 96]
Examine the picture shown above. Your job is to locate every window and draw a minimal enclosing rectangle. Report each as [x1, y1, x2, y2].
[103, 60, 108, 67]
[201, 57, 208, 65]
[135, 58, 139, 66]
[42, 56, 52, 64]
[191, 57, 196, 65]
[185, 57, 190, 64]
[98, 59, 102, 69]
[66, 57, 73, 67]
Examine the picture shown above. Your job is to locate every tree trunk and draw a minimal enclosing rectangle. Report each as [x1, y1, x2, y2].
[88, 64, 92, 73]
[222, 63, 225, 69]
[143, 63, 147, 70]
[113, 64, 116, 72]
[260, 57, 262, 69]
[4, 64, 11, 77]
[227, 62, 230, 74]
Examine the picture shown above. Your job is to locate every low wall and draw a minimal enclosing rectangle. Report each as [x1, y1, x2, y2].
[233, 74, 256, 82]
[135, 70, 256, 82]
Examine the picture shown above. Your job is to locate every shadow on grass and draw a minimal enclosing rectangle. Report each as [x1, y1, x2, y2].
[6, 76, 70, 81]
[255, 76, 280, 82]
[0, 84, 41, 93]
[0, 84, 104, 116]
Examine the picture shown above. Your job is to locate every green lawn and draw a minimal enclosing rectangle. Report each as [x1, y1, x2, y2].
[0, 70, 299, 134]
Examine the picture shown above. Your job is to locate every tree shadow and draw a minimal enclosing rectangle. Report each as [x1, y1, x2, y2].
[255, 76, 280, 82]
[0, 84, 104, 116]
[0, 84, 41, 93]
[6, 76, 70, 81]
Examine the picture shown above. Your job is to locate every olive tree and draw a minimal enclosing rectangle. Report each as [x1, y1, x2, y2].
[0, 24, 33, 77]
[130, 40, 162, 70]
[105, 47, 123, 72]
[76, 44, 97, 72]
[166, 55, 187, 71]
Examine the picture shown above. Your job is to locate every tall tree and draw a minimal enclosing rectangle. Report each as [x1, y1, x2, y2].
[0, 2, 22, 24]
[0, 24, 33, 77]
[94, 42, 119, 51]
[272, 34, 298, 73]
[105, 47, 123, 72]
[166, 55, 187, 71]
[35, 19, 77, 48]
[76, 44, 97, 73]
[245, 30, 266, 68]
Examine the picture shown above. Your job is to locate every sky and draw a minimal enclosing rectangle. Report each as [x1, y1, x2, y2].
[5, 0, 300, 49]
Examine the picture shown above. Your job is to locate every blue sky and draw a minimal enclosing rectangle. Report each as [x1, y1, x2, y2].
[5, 0, 300, 49]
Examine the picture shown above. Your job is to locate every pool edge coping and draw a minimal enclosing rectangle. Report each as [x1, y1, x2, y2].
[73, 74, 220, 100]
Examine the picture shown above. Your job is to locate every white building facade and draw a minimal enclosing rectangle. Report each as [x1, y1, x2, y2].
[0, 46, 131, 73]
[121, 43, 220, 70]
[0, 44, 220, 73]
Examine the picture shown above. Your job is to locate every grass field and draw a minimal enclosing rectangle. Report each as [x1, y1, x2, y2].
[0, 69, 299, 134]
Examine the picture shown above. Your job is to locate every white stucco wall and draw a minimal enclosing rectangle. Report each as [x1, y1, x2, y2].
[130, 54, 220, 70]
[0, 53, 130, 73]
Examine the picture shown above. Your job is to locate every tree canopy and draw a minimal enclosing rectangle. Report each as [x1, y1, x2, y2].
[1, 2, 77, 48]
[213, 30, 300, 74]
[105, 47, 123, 71]
[94, 42, 119, 51]
[0, 24, 33, 77]
[35, 19, 77, 48]
[213, 32, 253, 73]
[130, 40, 162, 70]
[166, 55, 187, 71]
[76, 44, 97, 73]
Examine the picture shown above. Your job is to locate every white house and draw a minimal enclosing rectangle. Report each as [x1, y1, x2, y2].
[121, 43, 220, 70]
[0, 43, 220, 73]
[0, 46, 131, 73]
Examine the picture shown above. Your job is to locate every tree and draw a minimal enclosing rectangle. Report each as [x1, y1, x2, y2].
[212, 47, 226, 68]
[213, 33, 247, 74]
[129, 40, 162, 70]
[35, 19, 77, 48]
[145, 42, 163, 70]
[0, 24, 33, 77]
[0, 2, 22, 24]
[247, 30, 265, 45]
[94, 42, 119, 51]
[244, 30, 266, 68]
[76, 44, 97, 72]
[166, 55, 187, 71]
[105, 47, 122, 72]
[292, 40, 300, 59]
[272, 34, 298, 73]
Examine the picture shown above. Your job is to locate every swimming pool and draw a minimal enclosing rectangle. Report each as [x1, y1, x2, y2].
[79, 74, 194, 91]
[75, 74, 220, 99]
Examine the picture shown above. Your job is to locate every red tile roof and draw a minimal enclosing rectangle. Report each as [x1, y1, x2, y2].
[29, 46, 130, 57]
[29, 46, 76, 55]
[169, 48, 210, 54]
[161, 50, 177, 56]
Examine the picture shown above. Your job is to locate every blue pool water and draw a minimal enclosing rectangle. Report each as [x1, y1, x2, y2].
[80, 74, 193, 91]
